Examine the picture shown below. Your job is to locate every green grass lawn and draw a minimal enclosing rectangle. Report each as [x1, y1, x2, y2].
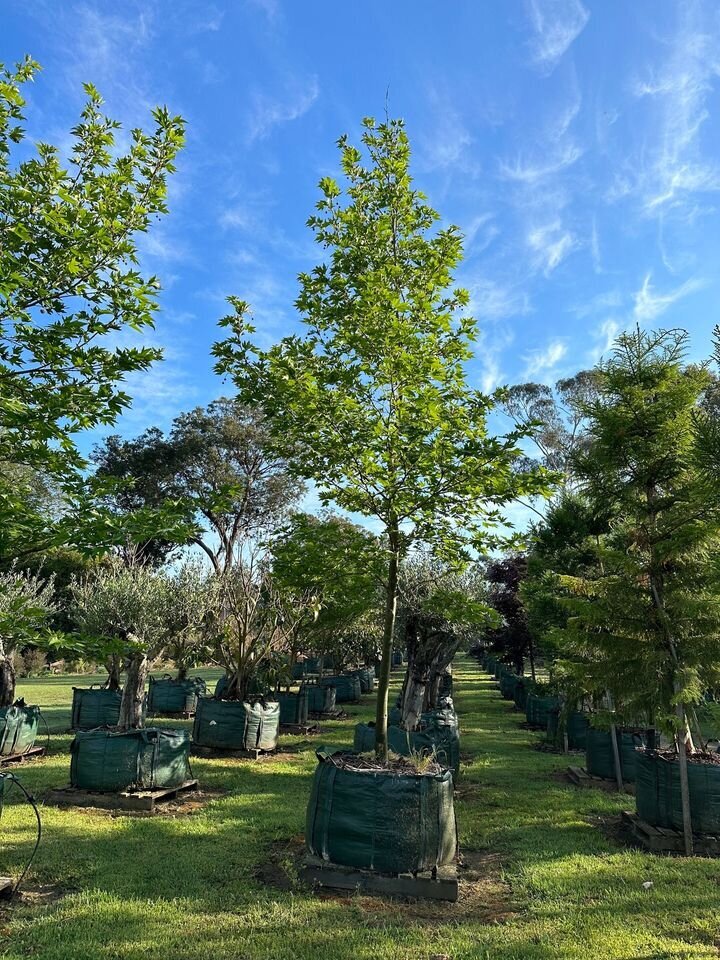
[1, 660, 718, 960]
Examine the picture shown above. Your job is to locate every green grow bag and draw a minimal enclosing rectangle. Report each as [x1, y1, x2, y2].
[307, 685, 337, 715]
[438, 673, 453, 698]
[147, 676, 206, 715]
[306, 750, 457, 873]
[349, 668, 375, 693]
[277, 688, 309, 726]
[192, 697, 280, 751]
[353, 722, 461, 781]
[71, 687, 122, 731]
[391, 650, 404, 667]
[0, 705, 39, 756]
[636, 751, 720, 834]
[292, 658, 323, 680]
[585, 727, 645, 782]
[422, 705, 459, 734]
[389, 704, 403, 726]
[514, 678, 532, 712]
[485, 655, 497, 674]
[546, 709, 589, 749]
[500, 672, 520, 701]
[526, 694, 559, 729]
[320, 675, 361, 703]
[70, 727, 192, 792]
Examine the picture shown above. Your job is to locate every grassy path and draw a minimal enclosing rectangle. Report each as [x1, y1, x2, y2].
[0, 661, 718, 959]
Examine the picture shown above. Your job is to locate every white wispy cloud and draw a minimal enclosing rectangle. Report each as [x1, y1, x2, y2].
[499, 142, 582, 183]
[572, 289, 624, 319]
[466, 277, 531, 321]
[629, 4, 720, 217]
[526, 0, 590, 72]
[462, 214, 499, 254]
[420, 91, 479, 175]
[585, 318, 621, 364]
[246, 77, 319, 143]
[527, 220, 576, 275]
[633, 272, 706, 322]
[523, 338, 567, 377]
[248, 0, 281, 23]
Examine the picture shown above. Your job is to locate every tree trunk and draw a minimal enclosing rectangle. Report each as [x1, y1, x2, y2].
[401, 675, 426, 731]
[676, 704, 694, 856]
[528, 635, 536, 681]
[610, 723, 624, 792]
[118, 652, 149, 730]
[375, 539, 400, 760]
[177, 665, 188, 681]
[105, 656, 122, 691]
[0, 653, 16, 707]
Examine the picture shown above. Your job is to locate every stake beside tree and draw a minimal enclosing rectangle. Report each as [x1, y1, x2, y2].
[214, 116, 549, 758]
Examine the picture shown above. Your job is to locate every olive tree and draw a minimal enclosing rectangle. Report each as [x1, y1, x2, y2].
[0, 568, 56, 705]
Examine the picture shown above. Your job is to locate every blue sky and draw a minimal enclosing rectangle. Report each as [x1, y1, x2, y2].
[5, 0, 720, 461]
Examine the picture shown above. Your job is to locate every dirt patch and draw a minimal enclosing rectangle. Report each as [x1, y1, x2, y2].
[256, 837, 518, 925]
[0, 881, 67, 917]
[53, 787, 227, 819]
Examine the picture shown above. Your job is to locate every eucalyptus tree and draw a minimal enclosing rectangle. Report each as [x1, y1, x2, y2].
[214, 117, 549, 756]
[0, 57, 185, 559]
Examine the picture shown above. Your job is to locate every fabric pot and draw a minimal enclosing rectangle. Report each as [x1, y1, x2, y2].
[320, 675, 361, 703]
[585, 727, 646, 782]
[307, 685, 337, 715]
[500, 672, 520, 701]
[514, 678, 533, 712]
[353, 722, 461, 781]
[438, 673, 453, 698]
[349, 668, 375, 694]
[0, 704, 39, 756]
[70, 687, 122, 731]
[546, 710, 589, 749]
[277, 688, 309, 726]
[192, 697, 280, 751]
[391, 650, 404, 667]
[70, 727, 192, 793]
[305, 750, 457, 873]
[147, 676, 206, 715]
[636, 751, 720, 834]
[292, 658, 322, 680]
[525, 694, 559, 730]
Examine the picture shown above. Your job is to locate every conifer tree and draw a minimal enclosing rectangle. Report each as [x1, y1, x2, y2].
[555, 327, 720, 853]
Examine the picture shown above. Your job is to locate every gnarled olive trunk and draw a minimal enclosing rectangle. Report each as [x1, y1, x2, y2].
[105, 655, 122, 692]
[0, 653, 16, 707]
[118, 652, 149, 730]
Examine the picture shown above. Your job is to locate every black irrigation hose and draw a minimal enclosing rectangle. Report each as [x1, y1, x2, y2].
[0, 773, 42, 898]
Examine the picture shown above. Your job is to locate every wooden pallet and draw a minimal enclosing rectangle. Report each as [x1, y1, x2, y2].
[309, 709, 348, 721]
[0, 746, 46, 767]
[567, 765, 634, 794]
[301, 855, 458, 902]
[147, 710, 195, 720]
[621, 810, 720, 856]
[191, 744, 275, 761]
[280, 722, 322, 736]
[45, 779, 199, 813]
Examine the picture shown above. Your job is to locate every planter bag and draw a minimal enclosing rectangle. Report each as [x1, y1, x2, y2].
[567, 712, 590, 750]
[585, 727, 646, 782]
[485, 656, 497, 675]
[292, 658, 322, 680]
[307, 685, 337, 715]
[320, 675, 361, 703]
[306, 750, 457, 873]
[353, 723, 461, 781]
[636, 751, 720, 834]
[277, 689, 309, 726]
[422, 704, 459, 734]
[391, 650, 404, 667]
[70, 727, 191, 793]
[389, 705, 403, 726]
[0, 704, 39, 756]
[148, 676, 206, 715]
[514, 678, 533, 712]
[71, 687, 122, 731]
[438, 673, 453, 698]
[500, 673, 520, 701]
[192, 697, 280, 751]
[526, 694, 559, 729]
[349, 668, 375, 694]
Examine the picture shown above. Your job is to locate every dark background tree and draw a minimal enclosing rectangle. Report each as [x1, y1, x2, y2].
[484, 554, 535, 676]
